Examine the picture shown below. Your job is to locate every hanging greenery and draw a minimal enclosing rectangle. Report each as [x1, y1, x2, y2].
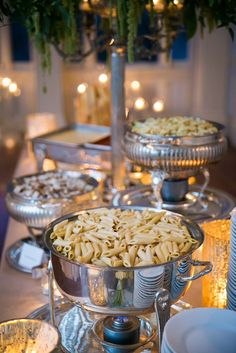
[0, 0, 235, 69]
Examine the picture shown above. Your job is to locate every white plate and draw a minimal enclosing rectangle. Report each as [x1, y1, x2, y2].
[138, 266, 165, 278]
[161, 339, 175, 353]
[164, 308, 236, 353]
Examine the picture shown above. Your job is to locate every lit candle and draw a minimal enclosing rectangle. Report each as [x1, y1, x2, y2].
[1, 77, 11, 88]
[98, 73, 108, 84]
[77, 82, 88, 94]
[134, 97, 147, 110]
[153, 99, 164, 112]
[201, 220, 230, 308]
[131, 80, 141, 91]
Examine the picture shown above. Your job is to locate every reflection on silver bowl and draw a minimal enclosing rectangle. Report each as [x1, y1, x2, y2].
[44, 206, 212, 315]
[124, 121, 227, 179]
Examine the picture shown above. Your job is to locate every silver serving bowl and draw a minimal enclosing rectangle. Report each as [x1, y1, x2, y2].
[124, 120, 227, 179]
[5, 170, 100, 229]
[0, 318, 60, 352]
[44, 206, 212, 315]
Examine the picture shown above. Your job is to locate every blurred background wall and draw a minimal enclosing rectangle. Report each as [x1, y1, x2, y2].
[0, 24, 236, 147]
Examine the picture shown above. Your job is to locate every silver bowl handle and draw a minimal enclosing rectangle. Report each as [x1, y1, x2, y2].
[177, 259, 212, 282]
[197, 167, 210, 209]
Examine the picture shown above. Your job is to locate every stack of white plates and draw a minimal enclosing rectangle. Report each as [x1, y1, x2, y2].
[227, 208, 236, 310]
[161, 308, 236, 353]
[133, 266, 164, 308]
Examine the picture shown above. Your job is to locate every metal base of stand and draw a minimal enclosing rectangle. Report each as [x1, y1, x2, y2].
[6, 236, 48, 273]
[27, 298, 193, 353]
[28, 301, 157, 353]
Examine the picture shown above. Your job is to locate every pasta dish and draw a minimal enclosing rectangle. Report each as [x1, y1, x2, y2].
[50, 208, 197, 267]
[131, 116, 218, 137]
[13, 171, 94, 200]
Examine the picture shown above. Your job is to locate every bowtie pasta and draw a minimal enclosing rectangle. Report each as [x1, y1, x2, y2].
[131, 116, 218, 137]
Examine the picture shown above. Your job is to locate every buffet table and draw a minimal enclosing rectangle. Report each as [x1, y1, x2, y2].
[0, 149, 48, 321]
[0, 147, 203, 322]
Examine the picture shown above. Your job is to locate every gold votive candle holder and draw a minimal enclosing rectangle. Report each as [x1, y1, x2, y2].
[201, 219, 230, 308]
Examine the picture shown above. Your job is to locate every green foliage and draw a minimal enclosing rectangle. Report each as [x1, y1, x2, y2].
[0, 0, 235, 69]
[0, 0, 81, 71]
[182, 0, 236, 40]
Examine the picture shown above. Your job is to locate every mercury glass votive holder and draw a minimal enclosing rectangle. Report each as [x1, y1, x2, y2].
[201, 219, 230, 308]
[0, 319, 60, 353]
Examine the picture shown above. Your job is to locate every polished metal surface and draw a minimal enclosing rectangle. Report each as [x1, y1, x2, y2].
[5, 170, 100, 229]
[27, 299, 194, 353]
[154, 289, 171, 353]
[31, 123, 111, 172]
[27, 299, 73, 322]
[124, 121, 227, 179]
[112, 185, 235, 223]
[44, 206, 211, 315]
[30, 303, 157, 353]
[161, 179, 189, 202]
[0, 318, 60, 353]
[28, 301, 98, 353]
[93, 316, 156, 353]
[111, 46, 126, 190]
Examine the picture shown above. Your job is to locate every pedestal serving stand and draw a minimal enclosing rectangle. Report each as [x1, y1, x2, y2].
[121, 121, 234, 222]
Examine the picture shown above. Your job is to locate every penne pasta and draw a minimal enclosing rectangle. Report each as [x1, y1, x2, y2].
[92, 242, 101, 258]
[154, 244, 166, 263]
[63, 245, 72, 252]
[180, 242, 192, 253]
[53, 219, 68, 232]
[74, 243, 81, 258]
[53, 239, 72, 247]
[51, 208, 196, 267]
[68, 251, 74, 260]
[91, 258, 107, 266]
[128, 245, 138, 266]
[120, 252, 131, 267]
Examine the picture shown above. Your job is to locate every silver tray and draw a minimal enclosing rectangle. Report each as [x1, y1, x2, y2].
[112, 185, 235, 223]
[5, 236, 49, 274]
[31, 123, 111, 172]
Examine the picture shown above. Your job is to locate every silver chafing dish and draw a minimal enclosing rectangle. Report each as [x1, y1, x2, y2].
[123, 118, 229, 214]
[31, 123, 111, 172]
[44, 206, 212, 315]
[5, 170, 100, 229]
[5, 170, 101, 273]
[124, 120, 227, 179]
